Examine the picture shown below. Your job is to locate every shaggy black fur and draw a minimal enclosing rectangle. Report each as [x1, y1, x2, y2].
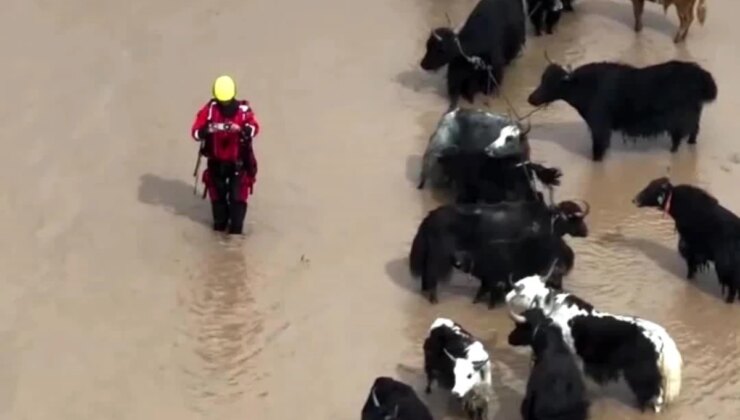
[508, 309, 589, 420]
[437, 151, 562, 204]
[419, 0, 526, 106]
[526, 0, 564, 36]
[409, 200, 589, 304]
[361, 376, 433, 420]
[528, 60, 717, 161]
[634, 177, 740, 303]
[457, 234, 576, 307]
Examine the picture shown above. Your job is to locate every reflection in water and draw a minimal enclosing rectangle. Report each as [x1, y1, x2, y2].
[180, 236, 263, 415]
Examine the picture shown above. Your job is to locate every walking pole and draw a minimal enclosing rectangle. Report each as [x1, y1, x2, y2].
[193, 140, 204, 195]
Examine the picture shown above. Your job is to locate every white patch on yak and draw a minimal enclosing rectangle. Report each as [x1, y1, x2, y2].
[506, 275, 683, 412]
[657, 192, 666, 206]
[488, 125, 521, 151]
[430, 317, 457, 332]
[451, 356, 492, 398]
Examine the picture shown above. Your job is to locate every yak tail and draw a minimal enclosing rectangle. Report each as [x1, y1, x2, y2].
[699, 68, 718, 102]
[697, 0, 707, 25]
[529, 163, 562, 187]
[658, 335, 683, 409]
[409, 218, 430, 277]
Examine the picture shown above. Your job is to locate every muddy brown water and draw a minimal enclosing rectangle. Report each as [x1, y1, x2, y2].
[2, 0, 740, 418]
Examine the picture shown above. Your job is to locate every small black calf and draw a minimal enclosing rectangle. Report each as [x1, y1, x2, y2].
[361, 376, 433, 420]
[508, 308, 589, 420]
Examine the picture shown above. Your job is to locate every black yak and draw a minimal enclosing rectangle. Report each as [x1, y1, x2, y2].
[419, 0, 526, 107]
[507, 308, 589, 420]
[437, 150, 562, 204]
[361, 376, 433, 420]
[526, 0, 566, 36]
[527, 59, 717, 161]
[633, 177, 740, 303]
[408, 200, 589, 305]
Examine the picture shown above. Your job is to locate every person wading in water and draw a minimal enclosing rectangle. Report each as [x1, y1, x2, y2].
[191, 75, 260, 234]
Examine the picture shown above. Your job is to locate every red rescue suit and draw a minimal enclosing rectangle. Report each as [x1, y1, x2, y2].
[191, 99, 260, 233]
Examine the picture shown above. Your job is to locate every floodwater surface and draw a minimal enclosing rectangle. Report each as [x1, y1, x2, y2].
[1, 0, 740, 419]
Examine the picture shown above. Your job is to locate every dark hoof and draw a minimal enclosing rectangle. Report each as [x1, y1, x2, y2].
[425, 386, 431, 394]
[428, 294, 439, 304]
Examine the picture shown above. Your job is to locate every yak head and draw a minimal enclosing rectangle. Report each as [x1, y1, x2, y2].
[633, 177, 673, 209]
[363, 377, 402, 420]
[420, 27, 459, 71]
[483, 122, 532, 157]
[443, 342, 491, 399]
[553, 200, 590, 237]
[507, 307, 551, 347]
[528, 63, 573, 106]
[505, 274, 560, 315]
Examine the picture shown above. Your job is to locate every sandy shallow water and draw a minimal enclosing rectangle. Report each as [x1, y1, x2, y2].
[2, 0, 740, 419]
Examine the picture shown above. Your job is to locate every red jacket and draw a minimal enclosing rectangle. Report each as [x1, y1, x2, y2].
[190, 99, 260, 162]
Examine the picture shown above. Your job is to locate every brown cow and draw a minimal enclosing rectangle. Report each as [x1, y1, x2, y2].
[632, 0, 708, 43]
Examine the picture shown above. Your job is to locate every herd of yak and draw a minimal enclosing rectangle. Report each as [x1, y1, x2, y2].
[360, 0, 736, 419]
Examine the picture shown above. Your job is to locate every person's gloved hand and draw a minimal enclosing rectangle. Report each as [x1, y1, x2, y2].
[241, 125, 255, 141]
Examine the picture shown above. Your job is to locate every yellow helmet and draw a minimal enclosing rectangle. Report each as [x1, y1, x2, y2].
[212, 75, 236, 102]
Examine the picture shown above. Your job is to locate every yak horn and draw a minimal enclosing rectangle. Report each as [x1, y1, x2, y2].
[520, 119, 532, 136]
[443, 348, 456, 361]
[371, 388, 380, 407]
[543, 258, 559, 280]
[445, 12, 452, 26]
[432, 30, 442, 41]
[509, 310, 526, 324]
[472, 358, 490, 369]
[575, 199, 591, 216]
[544, 49, 554, 65]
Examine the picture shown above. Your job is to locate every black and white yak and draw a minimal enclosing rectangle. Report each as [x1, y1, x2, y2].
[424, 318, 493, 420]
[417, 107, 562, 204]
[508, 308, 590, 420]
[361, 376, 434, 420]
[506, 274, 683, 413]
[419, 0, 526, 107]
[408, 199, 589, 305]
[633, 176, 740, 303]
[527, 58, 717, 161]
